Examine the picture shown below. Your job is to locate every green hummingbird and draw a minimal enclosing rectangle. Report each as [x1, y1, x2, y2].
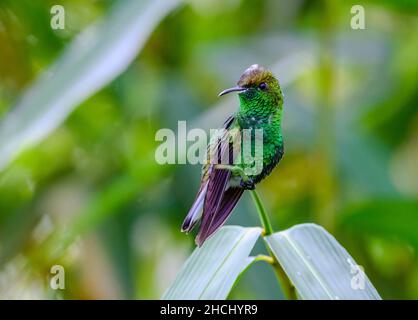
[182, 64, 284, 246]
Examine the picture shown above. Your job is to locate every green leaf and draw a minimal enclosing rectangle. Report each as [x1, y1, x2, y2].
[340, 199, 418, 250]
[265, 223, 381, 300]
[162, 226, 262, 300]
[0, 0, 182, 171]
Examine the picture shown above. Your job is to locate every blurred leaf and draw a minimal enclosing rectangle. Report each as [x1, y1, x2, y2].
[0, 0, 182, 171]
[265, 223, 381, 300]
[162, 226, 261, 300]
[337, 129, 397, 197]
[340, 199, 418, 249]
[43, 155, 168, 260]
[370, 0, 418, 13]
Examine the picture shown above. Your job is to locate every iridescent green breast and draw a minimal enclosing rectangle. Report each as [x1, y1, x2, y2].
[236, 113, 284, 183]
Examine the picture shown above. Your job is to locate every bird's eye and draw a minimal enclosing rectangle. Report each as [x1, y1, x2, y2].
[259, 82, 268, 90]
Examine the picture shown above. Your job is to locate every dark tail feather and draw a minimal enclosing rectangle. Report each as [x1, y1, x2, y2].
[181, 183, 208, 232]
[206, 187, 244, 235]
[194, 167, 230, 245]
[195, 187, 244, 246]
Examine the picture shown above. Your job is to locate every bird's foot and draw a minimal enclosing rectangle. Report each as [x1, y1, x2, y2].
[240, 177, 255, 190]
[214, 164, 255, 189]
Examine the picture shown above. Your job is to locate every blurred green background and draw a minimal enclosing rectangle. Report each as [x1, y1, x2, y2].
[0, 0, 417, 299]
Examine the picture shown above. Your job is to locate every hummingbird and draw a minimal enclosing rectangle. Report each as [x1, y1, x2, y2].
[182, 64, 284, 246]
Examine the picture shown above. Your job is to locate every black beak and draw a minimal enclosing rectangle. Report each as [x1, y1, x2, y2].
[218, 86, 247, 97]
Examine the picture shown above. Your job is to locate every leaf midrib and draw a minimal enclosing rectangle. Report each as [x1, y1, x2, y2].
[278, 231, 335, 299]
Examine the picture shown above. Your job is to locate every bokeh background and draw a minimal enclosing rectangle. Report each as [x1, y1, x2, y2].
[0, 0, 417, 299]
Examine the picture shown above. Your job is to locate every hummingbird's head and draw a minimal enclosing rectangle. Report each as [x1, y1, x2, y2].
[219, 64, 283, 110]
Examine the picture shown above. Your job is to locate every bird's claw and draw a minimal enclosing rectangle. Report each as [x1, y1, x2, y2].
[240, 177, 255, 190]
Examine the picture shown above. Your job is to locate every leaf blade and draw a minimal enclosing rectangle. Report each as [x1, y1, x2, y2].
[162, 226, 262, 300]
[265, 223, 381, 300]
